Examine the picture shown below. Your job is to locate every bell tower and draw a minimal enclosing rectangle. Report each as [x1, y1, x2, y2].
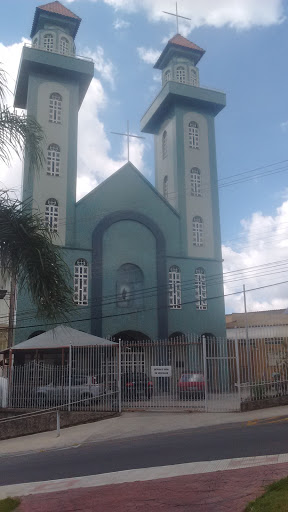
[14, 1, 94, 246]
[141, 34, 225, 262]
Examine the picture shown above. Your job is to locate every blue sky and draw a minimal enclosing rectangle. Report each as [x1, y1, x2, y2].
[1, 0, 288, 312]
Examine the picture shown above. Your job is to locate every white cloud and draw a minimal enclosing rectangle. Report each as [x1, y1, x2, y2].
[223, 201, 288, 313]
[281, 120, 288, 132]
[66, 0, 285, 30]
[113, 18, 130, 29]
[80, 46, 116, 88]
[0, 38, 30, 197]
[137, 47, 161, 65]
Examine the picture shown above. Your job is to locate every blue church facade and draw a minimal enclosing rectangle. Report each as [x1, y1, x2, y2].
[14, 2, 226, 344]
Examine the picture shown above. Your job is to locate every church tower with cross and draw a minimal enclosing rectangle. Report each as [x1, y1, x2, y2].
[14, 1, 226, 347]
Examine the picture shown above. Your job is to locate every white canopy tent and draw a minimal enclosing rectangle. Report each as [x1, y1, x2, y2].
[10, 325, 117, 351]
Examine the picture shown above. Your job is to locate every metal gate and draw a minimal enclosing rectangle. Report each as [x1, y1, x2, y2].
[120, 335, 240, 412]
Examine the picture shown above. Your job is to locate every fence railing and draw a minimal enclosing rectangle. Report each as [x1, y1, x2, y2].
[2, 327, 288, 413]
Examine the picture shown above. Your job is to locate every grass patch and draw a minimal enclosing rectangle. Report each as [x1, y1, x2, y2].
[245, 476, 288, 511]
[0, 498, 20, 512]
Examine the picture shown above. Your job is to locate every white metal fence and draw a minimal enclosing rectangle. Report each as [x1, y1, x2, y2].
[2, 327, 288, 413]
[4, 345, 119, 412]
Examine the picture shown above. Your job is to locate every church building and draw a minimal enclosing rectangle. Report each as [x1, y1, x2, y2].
[14, 1, 226, 344]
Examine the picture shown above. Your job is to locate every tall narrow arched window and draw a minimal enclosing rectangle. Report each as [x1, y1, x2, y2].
[195, 268, 207, 310]
[163, 175, 168, 200]
[60, 37, 69, 55]
[162, 130, 167, 159]
[43, 33, 54, 52]
[189, 121, 199, 149]
[192, 216, 203, 246]
[164, 69, 171, 83]
[190, 167, 201, 196]
[47, 144, 60, 176]
[32, 38, 38, 48]
[190, 68, 198, 86]
[49, 93, 62, 123]
[169, 265, 181, 309]
[117, 264, 144, 308]
[74, 259, 89, 306]
[45, 198, 59, 233]
[176, 66, 186, 84]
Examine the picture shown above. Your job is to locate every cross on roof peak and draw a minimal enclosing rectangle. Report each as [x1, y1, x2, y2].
[163, 2, 191, 34]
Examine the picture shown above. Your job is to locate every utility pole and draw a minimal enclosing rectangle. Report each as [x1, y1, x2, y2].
[243, 284, 251, 384]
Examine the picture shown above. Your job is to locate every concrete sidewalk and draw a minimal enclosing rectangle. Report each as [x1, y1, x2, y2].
[1, 405, 288, 456]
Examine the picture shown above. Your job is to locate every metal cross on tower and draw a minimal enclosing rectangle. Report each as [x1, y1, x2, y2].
[111, 121, 145, 162]
[163, 2, 191, 34]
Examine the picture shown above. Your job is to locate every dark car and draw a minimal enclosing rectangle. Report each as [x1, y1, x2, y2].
[178, 373, 205, 399]
[122, 372, 153, 399]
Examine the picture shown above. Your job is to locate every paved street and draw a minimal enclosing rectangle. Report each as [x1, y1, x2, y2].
[2, 417, 288, 486]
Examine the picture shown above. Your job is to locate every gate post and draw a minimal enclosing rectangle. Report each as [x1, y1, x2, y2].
[202, 336, 208, 412]
[234, 328, 241, 410]
[68, 343, 72, 412]
[118, 339, 122, 413]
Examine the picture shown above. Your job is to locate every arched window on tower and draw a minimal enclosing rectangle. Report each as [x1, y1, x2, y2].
[164, 69, 171, 83]
[47, 144, 60, 176]
[43, 33, 54, 52]
[117, 264, 144, 309]
[192, 216, 203, 246]
[190, 167, 201, 196]
[49, 93, 62, 123]
[176, 66, 186, 84]
[45, 198, 59, 233]
[169, 265, 181, 309]
[188, 121, 199, 149]
[60, 37, 69, 55]
[163, 175, 168, 200]
[74, 259, 89, 306]
[32, 38, 38, 48]
[190, 68, 198, 86]
[195, 267, 207, 310]
[162, 130, 168, 159]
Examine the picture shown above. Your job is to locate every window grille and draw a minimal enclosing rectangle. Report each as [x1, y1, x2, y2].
[43, 33, 54, 52]
[195, 267, 207, 310]
[169, 265, 181, 309]
[74, 259, 89, 306]
[164, 69, 171, 83]
[192, 216, 203, 246]
[189, 121, 199, 149]
[190, 69, 198, 86]
[190, 167, 201, 196]
[60, 37, 69, 55]
[163, 175, 168, 199]
[47, 144, 60, 176]
[162, 130, 168, 159]
[45, 198, 59, 233]
[176, 66, 186, 84]
[49, 93, 62, 123]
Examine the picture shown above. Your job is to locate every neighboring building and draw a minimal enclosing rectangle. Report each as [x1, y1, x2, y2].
[14, 1, 226, 345]
[226, 310, 288, 382]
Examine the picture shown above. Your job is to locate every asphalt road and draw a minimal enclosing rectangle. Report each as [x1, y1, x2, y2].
[1, 418, 288, 486]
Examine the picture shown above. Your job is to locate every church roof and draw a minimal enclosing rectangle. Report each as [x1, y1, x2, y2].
[37, 1, 80, 19]
[154, 33, 205, 69]
[31, 1, 81, 38]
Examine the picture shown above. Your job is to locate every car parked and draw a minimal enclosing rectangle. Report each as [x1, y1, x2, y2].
[35, 374, 105, 407]
[177, 373, 205, 399]
[122, 372, 153, 400]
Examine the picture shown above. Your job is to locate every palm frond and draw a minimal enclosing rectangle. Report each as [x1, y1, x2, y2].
[0, 191, 74, 320]
[0, 107, 45, 172]
[0, 65, 8, 107]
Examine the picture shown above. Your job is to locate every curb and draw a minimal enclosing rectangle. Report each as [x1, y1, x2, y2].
[1, 452, 288, 499]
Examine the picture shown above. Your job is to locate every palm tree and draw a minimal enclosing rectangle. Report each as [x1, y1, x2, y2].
[0, 66, 73, 319]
